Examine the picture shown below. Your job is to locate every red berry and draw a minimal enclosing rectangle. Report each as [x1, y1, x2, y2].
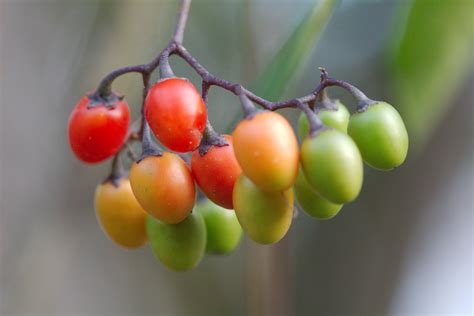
[68, 93, 130, 163]
[145, 78, 207, 152]
[191, 135, 242, 209]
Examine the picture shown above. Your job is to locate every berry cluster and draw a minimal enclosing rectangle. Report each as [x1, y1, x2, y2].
[67, 0, 408, 271]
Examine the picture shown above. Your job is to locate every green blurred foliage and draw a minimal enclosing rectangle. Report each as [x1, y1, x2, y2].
[254, 0, 338, 101]
[226, 0, 338, 130]
[388, 0, 474, 148]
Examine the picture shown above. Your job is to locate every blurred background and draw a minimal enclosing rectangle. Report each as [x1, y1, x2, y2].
[1, 0, 473, 315]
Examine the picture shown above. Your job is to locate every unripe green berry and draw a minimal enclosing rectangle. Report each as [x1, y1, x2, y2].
[294, 167, 343, 219]
[298, 100, 350, 138]
[301, 129, 363, 204]
[146, 212, 206, 272]
[348, 102, 408, 170]
[196, 199, 242, 255]
[233, 174, 293, 245]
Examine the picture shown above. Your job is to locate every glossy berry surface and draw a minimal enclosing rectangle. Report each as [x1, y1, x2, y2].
[66, 0, 414, 273]
[233, 174, 293, 244]
[129, 152, 195, 224]
[68, 93, 130, 163]
[145, 78, 207, 152]
[191, 135, 242, 209]
[301, 129, 363, 204]
[146, 212, 206, 272]
[94, 178, 147, 249]
[348, 102, 409, 170]
[196, 199, 242, 255]
[232, 111, 299, 192]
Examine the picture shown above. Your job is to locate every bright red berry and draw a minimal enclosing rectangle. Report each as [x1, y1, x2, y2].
[191, 135, 242, 209]
[68, 92, 130, 163]
[145, 78, 207, 152]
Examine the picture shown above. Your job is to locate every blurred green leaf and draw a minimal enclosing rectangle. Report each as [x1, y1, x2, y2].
[226, 0, 337, 131]
[254, 0, 338, 101]
[388, 0, 474, 148]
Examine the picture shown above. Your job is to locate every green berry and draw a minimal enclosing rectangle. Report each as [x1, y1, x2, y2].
[294, 167, 343, 219]
[298, 100, 350, 138]
[233, 174, 293, 245]
[146, 212, 206, 272]
[301, 129, 363, 204]
[348, 102, 408, 170]
[196, 199, 242, 255]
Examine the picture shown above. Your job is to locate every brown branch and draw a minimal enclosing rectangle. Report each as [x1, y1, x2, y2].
[96, 1, 371, 117]
[99, 0, 375, 165]
[172, 0, 192, 44]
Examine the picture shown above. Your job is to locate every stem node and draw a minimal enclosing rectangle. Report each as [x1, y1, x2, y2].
[104, 155, 125, 188]
[137, 122, 163, 163]
[198, 121, 229, 156]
